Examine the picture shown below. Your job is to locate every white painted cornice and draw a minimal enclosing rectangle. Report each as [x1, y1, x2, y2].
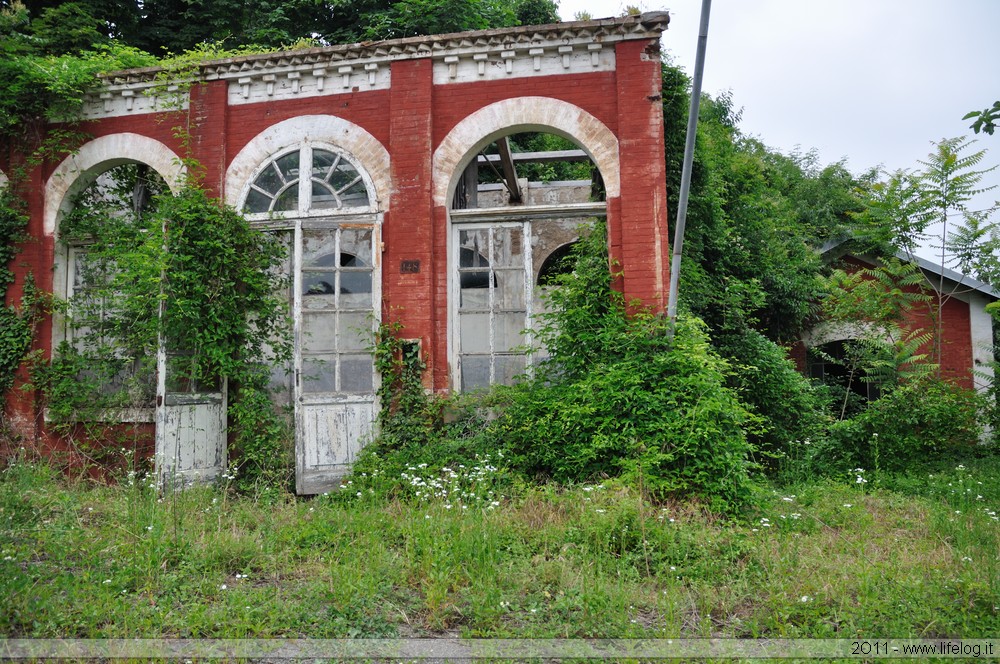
[82, 12, 669, 118]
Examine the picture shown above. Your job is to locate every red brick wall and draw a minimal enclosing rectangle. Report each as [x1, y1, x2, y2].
[903, 293, 974, 388]
[832, 256, 975, 388]
[382, 59, 440, 389]
[614, 40, 670, 310]
[430, 72, 619, 144]
[189, 80, 229, 196]
[5, 147, 50, 442]
[223, 89, 392, 173]
[5, 37, 674, 429]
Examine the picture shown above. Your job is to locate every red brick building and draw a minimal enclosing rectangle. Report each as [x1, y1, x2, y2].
[2, 13, 672, 492]
[794, 247, 998, 399]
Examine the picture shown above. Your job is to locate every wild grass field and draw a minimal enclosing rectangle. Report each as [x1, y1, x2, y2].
[2, 450, 998, 641]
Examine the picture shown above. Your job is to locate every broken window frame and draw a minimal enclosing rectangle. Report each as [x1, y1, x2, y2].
[450, 204, 606, 392]
[298, 225, 378, 397]
[53, 165, 169, 422]
[239, 143, 382, 404]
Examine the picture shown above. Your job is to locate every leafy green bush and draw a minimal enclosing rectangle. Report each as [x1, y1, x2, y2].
[713, 328, 826, 468]
[815, 376, 983, 473]
[487, 224, 761, 513]
[0, 190, 34, 400]
[354, 223, 762, 513]
[491, 316, 760, 512]
[344, 319, 505, 500]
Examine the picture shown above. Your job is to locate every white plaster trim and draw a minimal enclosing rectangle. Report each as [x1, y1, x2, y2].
[80, 84, 188, 120]
[228, 62, 390, 106]
[44, 133, 186, 238]
[82, 14, 668, 121]
[968, 291, 996, 393]
[431, 44, 614, 84]
[432, 97, 619, 207]
[800, 321, 884, 348]
[224, 115, 391, 212]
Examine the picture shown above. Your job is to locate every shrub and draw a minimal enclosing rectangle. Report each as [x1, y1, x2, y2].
[815, 376, 983, 473]
[355, 222, 763, 513]
[346, 322, 503, 500]
[712, 328, 826, 468]
[490, 316, 761, 512]
[486, 223, 762, 513]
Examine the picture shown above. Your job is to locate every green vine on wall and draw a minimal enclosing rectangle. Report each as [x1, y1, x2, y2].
[0, 188, 35, 400]
[373, 319, 438, 449]
[0, 19, 299, 484]
[34, 170, 294, 488]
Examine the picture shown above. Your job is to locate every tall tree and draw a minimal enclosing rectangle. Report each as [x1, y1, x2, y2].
[659, 60, 871, 459]
[7, 0, 548, 56]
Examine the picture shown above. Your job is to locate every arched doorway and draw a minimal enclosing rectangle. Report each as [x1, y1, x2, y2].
[435, 98, 618, 391]
[45, 135, 226, 490]
[448, 130, 608, 390]
[237, 140, 383, 494]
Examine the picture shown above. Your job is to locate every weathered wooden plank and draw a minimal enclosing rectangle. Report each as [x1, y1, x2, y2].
[298, 401, 374, 494]
[157, 394, 227, 490]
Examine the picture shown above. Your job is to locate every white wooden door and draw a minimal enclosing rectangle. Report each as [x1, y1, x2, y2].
[155, 365, 227, 490]
[295, 224, 380, 494]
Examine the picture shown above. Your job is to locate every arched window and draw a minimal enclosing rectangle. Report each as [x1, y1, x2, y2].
[243, 146, 373, 215]
[448, 132, 605, 391]
[60, 164, 170, 409]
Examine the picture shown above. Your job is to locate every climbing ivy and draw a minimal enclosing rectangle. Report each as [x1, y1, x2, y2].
[0, 11, 297, 483]
[157, 186, 293, 490]
[0, 188, 26, 298]
[372, 319, 439, 450]
[0, 188, 36, 399]
[34, 164, 293, 487]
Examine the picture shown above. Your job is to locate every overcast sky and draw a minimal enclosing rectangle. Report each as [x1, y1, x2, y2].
[558, 0, 1000, 211]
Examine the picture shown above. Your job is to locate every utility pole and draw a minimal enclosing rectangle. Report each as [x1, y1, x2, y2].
[666, 0, 712, 337]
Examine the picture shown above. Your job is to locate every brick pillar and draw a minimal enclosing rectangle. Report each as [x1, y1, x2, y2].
[187, 80, 229, 196]
[3, 141, 50, 443]
[383, 59, 441, 388]
[615, 39, 670, 312]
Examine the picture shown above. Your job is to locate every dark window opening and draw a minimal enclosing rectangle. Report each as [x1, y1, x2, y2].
[459, 246, 494, 289]
[809, 340, 882, 405]
[537, 241, 578, 287]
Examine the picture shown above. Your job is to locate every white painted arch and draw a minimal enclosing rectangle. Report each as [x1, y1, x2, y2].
[44, 133, 186, 237]
[433, 97, 620, 207]
[225, 115, 391, 211]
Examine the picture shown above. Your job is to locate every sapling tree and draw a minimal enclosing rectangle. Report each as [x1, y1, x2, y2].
[812, 138, 999, 467]
[855, 137, 999, 368]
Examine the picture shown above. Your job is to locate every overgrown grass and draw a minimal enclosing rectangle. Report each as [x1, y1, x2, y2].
[2, 452, 999, 639]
